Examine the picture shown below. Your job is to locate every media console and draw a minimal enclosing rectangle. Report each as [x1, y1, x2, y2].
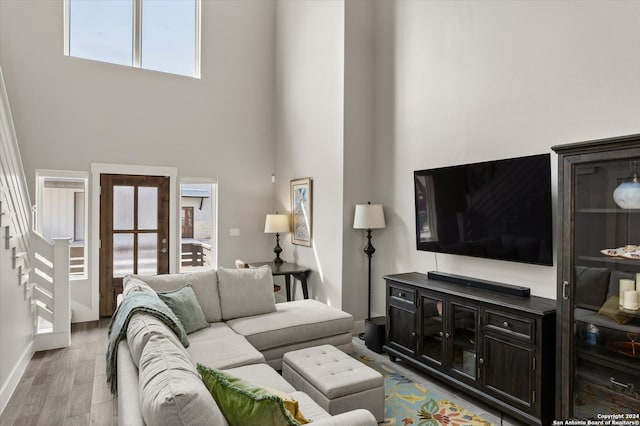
[383, 272, 556, 425]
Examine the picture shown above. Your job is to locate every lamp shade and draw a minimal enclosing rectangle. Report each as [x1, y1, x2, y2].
[265, 214, 290, 233]
[353, 204, 386, 229]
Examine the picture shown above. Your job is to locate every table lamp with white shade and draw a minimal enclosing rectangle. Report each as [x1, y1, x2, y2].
[265, 213, 290, 264]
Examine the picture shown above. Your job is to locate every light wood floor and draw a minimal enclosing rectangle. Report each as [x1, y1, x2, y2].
[0, 320, 115, 426]
[0, 320, 525, 426]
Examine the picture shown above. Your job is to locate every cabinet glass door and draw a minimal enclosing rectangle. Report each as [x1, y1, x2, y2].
[419, 292, 444, 366]
[572, 158, 640, 418]
[450, 302, 478, 380]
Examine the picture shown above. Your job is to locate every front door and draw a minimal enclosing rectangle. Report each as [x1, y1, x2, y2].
[99, 174, 170, 316]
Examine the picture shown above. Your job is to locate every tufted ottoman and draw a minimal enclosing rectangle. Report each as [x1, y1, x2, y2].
[282, 344, 384, 422]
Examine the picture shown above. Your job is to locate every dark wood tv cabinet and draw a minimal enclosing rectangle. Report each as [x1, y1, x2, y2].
[383, 272, 556, 425]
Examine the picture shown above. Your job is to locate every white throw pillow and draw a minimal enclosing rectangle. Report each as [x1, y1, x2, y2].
[132, 270, 223, 323]
[217, 266, 276, 320]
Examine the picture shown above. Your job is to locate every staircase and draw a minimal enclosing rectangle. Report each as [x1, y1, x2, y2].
[0, 66, 70, 352]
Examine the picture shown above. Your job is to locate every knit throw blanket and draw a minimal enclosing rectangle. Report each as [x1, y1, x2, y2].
[106, 290, 190, 394]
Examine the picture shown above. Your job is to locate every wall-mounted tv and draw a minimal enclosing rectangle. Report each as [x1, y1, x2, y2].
[414, 153, 553, 266]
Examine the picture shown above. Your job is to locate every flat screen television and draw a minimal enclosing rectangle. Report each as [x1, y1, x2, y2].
[414, 153, 553, 266]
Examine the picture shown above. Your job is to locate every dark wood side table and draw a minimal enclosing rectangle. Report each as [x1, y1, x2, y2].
[248, 261, 311, 302]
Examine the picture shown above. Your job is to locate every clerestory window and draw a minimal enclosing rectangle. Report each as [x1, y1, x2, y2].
[64, 0, 201, 78]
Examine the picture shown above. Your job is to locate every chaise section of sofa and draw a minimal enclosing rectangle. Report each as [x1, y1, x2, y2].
[226, 299, 354, 369]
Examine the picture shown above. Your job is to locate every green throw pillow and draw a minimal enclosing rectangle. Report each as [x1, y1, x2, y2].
[196, 364, 302, 426]
[597, 296, 634, 325]
[158, 284, 210, 334]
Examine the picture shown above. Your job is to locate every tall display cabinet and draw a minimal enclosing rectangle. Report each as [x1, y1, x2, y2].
[553, 134, 640, 420]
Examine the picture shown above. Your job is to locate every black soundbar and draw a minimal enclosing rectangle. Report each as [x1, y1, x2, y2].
[427, 271, 531, 297]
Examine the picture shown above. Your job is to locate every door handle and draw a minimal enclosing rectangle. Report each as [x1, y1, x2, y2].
[563, 281, 569, 300]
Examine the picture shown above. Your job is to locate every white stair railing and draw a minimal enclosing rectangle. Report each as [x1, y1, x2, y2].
[30, 231, 71, 350]
[0, 65, 71, 352]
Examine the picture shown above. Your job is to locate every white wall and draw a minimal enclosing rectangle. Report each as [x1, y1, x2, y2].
[342, 1, 380, 324]
[0, 0, 277, 319]
[371, 0, 640, 315]
[275, 0, 345, 307]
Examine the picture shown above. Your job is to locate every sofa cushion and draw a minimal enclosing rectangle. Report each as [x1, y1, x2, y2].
[138, 334, 226, 426]
[222, 364, 297, 393]
[158, 284, 210, 334]
[226, 299, 353, 351]
[575, 266, 610, 310]
[187, 322, 238, 343]
[187, 335, 266, 369]
[126, 312, 191, 368]
[217, 266, 276, 320]
[132, 270, 223, 323]
[290, 391, 332, 422]
[196, 364, 302, 426]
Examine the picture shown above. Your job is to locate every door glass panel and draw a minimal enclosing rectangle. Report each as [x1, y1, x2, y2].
[138, 233, 158, 275]
[573, 159, 640, 419]
[451, 304, 477, 378]
[113, 233, 134, 277]
[421, 295, 444, 364]
[138, 186, 158, 230]
[113, 186, 134, 230]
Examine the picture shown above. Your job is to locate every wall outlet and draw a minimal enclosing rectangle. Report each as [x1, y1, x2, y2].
[229, 228, 240, 237]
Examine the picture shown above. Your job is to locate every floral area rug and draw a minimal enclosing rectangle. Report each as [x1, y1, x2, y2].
[353, 351, 492, 426]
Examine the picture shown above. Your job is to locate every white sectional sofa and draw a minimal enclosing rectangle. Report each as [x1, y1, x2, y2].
[112, 266, 377, 426]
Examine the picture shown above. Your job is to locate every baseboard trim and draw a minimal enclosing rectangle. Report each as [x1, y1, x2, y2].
[33, 330, 71, 352]
[0, 341, 33, 416]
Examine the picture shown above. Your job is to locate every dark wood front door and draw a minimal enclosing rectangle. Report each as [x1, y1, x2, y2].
[99, 174, 170, 316]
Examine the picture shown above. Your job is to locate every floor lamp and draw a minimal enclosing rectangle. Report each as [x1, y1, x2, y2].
[354, 203, 386, 352]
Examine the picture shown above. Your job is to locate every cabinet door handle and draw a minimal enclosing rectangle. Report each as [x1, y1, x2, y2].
[563, 280, 569, 300]
[502, 321, 509, 328]
[439, 331, 444, 337]
[445, 332, 450, 338]
[610, 377, 633, 390]
[478, 358, 484, 365]
[411, 331, 416, 337]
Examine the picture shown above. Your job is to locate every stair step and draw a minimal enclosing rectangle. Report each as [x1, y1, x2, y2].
[33, 285, 53, 306]
[34, 314, 53, 334]
[24, 282, 34, 301]
[18, 265, 30, 286]
[3, 225, 12, 249]
[11, 247, 26, 269]
[34, 300, 54, 323]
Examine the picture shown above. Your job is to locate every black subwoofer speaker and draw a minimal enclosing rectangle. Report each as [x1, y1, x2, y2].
[364, 316, 386, 353]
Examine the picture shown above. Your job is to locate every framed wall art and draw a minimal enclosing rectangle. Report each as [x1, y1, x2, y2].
[290, 177, 312, 246]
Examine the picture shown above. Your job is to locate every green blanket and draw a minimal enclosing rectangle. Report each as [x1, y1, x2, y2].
[106, 290, 189, 394]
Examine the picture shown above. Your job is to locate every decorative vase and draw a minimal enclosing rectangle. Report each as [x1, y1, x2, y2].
[613, 176, 640, 209]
